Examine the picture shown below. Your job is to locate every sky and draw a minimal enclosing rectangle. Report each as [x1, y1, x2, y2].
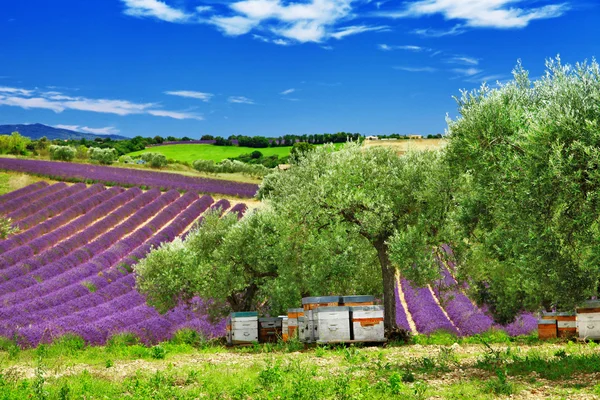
[0, 0, 598, 138]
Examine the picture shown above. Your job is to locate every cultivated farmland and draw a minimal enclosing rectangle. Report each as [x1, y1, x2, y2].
[0, 182, 247, 347]
[128, 144, 294, 163]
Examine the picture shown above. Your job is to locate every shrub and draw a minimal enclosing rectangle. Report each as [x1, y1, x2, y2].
[75, 145, 88, 160]
[140, 152, 168, 168]
[49, 145, 77, 161]
[118, 155, 134, 164]
[192, 158, 271, 178]
[88, 147, 118, 165]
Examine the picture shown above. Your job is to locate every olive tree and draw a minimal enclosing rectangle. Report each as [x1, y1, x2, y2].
[258, 143, 454, 332]
[445, 57, 600, 321]
[135, 206, 379, 316]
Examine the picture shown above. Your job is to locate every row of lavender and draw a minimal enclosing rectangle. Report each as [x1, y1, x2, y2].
[394, 266, 536, 337]
[0, 182, 246, 347]
[0, 158, 258, 198]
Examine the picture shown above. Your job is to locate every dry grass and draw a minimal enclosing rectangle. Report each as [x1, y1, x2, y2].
[363, 138, 446, 153]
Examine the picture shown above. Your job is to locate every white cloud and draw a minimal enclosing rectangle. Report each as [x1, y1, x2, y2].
[0, 86, 203, 120]
[165, 90, 213, 101]
[280, 88, 295, 95]
[228, 96, 255, 104]
[378, 44, 428, 51]
[378, 0, 568, 30]
[147, 109, 204, 120]
[446, 55, 479, 65]
[0, 86, 35, 96]
[121, 0, 191, 22]
[452, 67, 482, 76]
[413, 24, 466, 37]
[55, 125, 121, 135]
[330, 25, 388, 39]
[393, 66, 437, 72]
[121, 0, 380, 44]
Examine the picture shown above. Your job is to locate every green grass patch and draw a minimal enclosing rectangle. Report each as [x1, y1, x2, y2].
[128, 144, 294, 163]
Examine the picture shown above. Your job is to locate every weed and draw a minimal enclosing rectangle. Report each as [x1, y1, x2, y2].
[150, 345, 166, 360]
[484, 368, 515, 395]
[105, 359, 113, 368]
[388, 372, 405, 395]
[32, 356, 47, 400]
[258, 359, 284, 389]
[413, 381, 429, 400]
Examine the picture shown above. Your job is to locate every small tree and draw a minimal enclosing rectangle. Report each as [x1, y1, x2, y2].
[88, 147, 118, 165]
[140, 152, 168, 168]
[49, 145, 77, 161]
[289, 142, 315, 162]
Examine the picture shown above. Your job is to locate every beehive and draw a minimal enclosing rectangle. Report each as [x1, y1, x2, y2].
[287, 308, 304, 340]
[340, 295, 375, 307]
[349, 305, 385, 342]
[314, 306, 351, 343]
[576, 301, 600, 340]
[259, 317, 282, 343]
[281, 316, 289, 342]
[542, 312, 577, 338]
[229, 311, 258, 344]
[302, 296, 340, 311]
[537, 319, 557, 340]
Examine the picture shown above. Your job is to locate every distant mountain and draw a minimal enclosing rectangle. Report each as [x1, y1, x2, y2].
[0, 123, 128, 141]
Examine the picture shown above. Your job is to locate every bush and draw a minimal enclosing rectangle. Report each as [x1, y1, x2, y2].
[88, 147, 118, 165]
[192, 158, 271, 178]
[118, 155, 135, 164]
[140, 152, 168, 168]
[49, 145, 77, 161]
[76, 145, 88, 160]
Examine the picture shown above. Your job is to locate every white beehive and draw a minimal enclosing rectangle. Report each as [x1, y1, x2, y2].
[314, 306, 351, 343]
[349, 305, 385, 342]
[577, 301, 600, 340]
[280, 316, 289, 341]
[287, 308, 303, 340]
[229, 311, 258, 344]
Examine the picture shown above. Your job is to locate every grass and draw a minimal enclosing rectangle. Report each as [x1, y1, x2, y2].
[0, 332, 599, 399]
[128, 144, 294, 163]
[0, 171, 57, 196]
[363, 138, 446, 153]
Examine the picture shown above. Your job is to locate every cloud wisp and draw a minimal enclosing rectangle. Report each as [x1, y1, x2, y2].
[378, 44, 429, 52]
[55, 125, 121, 135]
[0, 86, 203, 120]
[165, 90, 213, 101]
[376, 0, 569, 35]
[393, 66, 437, 72]
[228, 96, 255, 104]
[280, 88, 295, 95]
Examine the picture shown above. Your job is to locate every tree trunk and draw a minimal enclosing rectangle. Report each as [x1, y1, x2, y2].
[228, 283, 258, 312]
[374, 239, 398, 334]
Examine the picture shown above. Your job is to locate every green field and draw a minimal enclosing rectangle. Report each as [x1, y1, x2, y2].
[128, 144, 294, 163]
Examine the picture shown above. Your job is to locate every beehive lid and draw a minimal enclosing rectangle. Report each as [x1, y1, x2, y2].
[302, 296, 340, 304]
[537, 319, 556, 324]
[542, 311, 575, 316]
[349, 305, 384, 312]
[315, 306, 350, 313]
[259, 317, 282, 322]
[288, 308, 304, 313]
[230, 311, 258, 318]
[579, 300, 600, 308]
[340, 295, 375, 303]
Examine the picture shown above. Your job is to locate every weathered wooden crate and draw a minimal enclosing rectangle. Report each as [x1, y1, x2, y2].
[340, 295, 375, 307]
[228, 311, 258, 344]
[537, 319, 557, 340]
[259, 317, 282, 343]
[350, 305, 385, 342]
[315, 306, 351, 343]
[577, 301, 600, 340]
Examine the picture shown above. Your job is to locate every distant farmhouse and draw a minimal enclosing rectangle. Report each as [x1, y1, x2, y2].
[365, 135, 379, 140]
[407, 134, 423, 139]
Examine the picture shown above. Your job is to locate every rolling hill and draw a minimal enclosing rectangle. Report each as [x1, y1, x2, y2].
[0, 123, 128, 141]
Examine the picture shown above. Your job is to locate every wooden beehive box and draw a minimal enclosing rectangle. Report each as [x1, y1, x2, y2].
[314, 306, 351, 343]
[302, 296, 340, 311]
[340, 295, 375, 307]
[229, 311, 258, 344]
[349, 305, 385, 342]
[259, 317, 282, 343]
[280, 316, 289, 342]
[537, 319, 557, 340]
[576, 301, 600, 340]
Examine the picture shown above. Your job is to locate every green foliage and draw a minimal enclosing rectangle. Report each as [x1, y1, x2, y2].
[0, 132, 31, 155]
[118, 155, 135, 164]
[75, 144, 88, 160]
[49, 145, 76, 161]
[445, 57, 600, 321]
[140, 152, 168, 168]
[88, 147, 118, 165]
[150, 345, 166, 359]
[289, 141, 315, 162]
[192, 158, 272, 178]
[0, 217, 18, 240]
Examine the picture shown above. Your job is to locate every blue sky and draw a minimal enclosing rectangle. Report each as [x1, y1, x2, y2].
[1, 0, 598, 138]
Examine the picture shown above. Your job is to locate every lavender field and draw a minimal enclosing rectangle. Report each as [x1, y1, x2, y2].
[0, 158, 258, 198]
[0, 182, 245, 347]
